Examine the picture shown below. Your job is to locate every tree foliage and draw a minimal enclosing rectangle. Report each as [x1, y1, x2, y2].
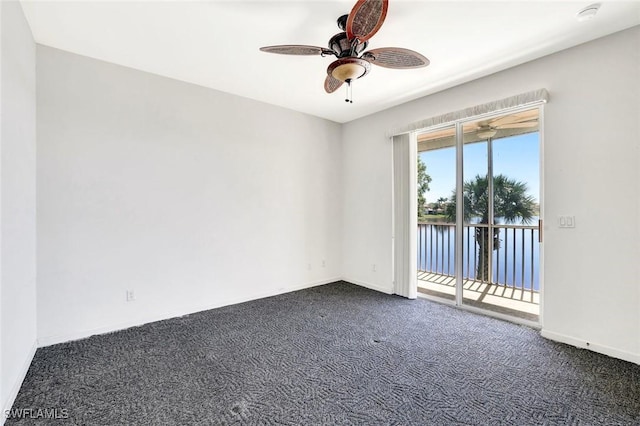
[444, 174, 536, 281]
[445, 174, 536, 224]
[417, 157, 432, 218]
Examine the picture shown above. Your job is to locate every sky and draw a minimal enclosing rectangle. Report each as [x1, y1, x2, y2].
[419, 132, 540, 204]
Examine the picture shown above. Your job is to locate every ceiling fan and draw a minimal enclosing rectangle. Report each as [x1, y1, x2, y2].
[473, 113, 539, 139]
[259, 0, 429, 103]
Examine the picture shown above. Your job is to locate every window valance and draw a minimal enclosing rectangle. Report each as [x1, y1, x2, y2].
[390, 88, 548, 137]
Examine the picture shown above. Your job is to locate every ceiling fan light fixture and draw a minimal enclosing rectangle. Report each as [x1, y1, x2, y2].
[328, 57, 371, 82]
[332, 63, 365, 81]
[477, 128, 497, 139]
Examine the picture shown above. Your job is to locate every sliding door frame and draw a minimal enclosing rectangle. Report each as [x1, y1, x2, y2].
[413, 102, 545, 328]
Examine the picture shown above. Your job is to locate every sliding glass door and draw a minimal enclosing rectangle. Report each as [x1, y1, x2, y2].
[417, 107, 541, 323]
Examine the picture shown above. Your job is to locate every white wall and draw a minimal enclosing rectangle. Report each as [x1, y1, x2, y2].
[36, 46, 342, 345]
[342, 27, 640, 363]
[0, 0, 38, 416]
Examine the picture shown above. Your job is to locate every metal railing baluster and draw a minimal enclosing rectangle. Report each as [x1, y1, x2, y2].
[530, 228, 535, 299]
[466, 226, 470, 280]
[504, 227, 508, 287]
[436, 225, 440, 274]
[441, 225, 445, 275]
[496, 228, 501, 285]
[429, 225, 432, 271]
[511, 228, 516, 288]
[447, 226, 451, 276]
[474, 226, 479, 283]
[521, 228, 525, 291]
[418, 224, 422, 271]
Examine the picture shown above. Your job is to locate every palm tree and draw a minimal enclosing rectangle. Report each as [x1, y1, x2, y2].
[445, 174, 536, 282]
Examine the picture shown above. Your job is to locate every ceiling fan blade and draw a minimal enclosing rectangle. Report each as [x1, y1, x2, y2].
[488, 111, 538, 127]
[495, 122, 538, 129]
[346, 0, 388, 42]
[324, 74, 343, 93]
[260, 45, 334, 56]
[362, 47, 429, 69]
[466, 125, 487, 133]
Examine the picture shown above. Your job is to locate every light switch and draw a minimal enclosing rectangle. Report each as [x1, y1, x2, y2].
[558, 216, 575, 228]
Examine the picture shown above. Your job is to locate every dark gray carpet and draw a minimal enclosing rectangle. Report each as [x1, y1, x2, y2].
[8, 282, 640, 425]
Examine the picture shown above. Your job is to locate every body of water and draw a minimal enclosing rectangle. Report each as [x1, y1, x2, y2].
[418, 222, 540, 291]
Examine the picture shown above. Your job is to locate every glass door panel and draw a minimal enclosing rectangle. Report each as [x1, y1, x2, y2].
[460, 109, 540, 321]
[416, 126, 457, 301]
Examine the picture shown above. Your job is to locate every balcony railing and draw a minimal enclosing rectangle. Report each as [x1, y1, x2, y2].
[418, 222, 539, 296]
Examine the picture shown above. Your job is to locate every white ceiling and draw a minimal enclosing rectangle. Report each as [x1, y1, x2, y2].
[20, 1, 640, 123]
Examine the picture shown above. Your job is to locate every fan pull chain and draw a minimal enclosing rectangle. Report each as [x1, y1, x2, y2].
[345, 79, 353, 104]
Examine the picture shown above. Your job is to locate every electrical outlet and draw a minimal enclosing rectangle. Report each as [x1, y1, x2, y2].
[321, 260, 326, 268]
[372, 264, 377, 272]
[307, 263, 312, 271]
[126, 290, 135, 302]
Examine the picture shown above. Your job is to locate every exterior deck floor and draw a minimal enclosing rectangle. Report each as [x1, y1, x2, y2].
[417, 271, 540, 322]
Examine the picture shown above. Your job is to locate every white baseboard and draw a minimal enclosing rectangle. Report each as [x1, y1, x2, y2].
[2, 340, 37, 425]
[541, 329, 640, 365]
[38, 277, 341, 348]
[343, 278, 394, 295]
